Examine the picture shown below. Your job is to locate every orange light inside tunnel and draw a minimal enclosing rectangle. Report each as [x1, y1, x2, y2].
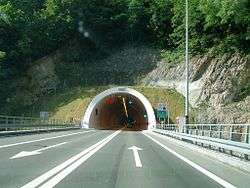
[89, 94, 148, 131]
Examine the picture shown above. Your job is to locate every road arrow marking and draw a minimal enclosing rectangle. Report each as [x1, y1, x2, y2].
[20, 130, 121, 188]
[128, 145, 143, 168]
[10, 142, 68, 159]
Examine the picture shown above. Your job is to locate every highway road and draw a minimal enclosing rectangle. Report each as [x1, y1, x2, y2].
[0, 129, 250, 188]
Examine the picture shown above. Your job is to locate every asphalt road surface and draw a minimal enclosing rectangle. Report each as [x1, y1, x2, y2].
[0, 129, 250, 188]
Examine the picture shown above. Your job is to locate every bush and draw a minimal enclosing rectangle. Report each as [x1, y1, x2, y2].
[235, 82, 250, 102]
[161, 50, 184, 65]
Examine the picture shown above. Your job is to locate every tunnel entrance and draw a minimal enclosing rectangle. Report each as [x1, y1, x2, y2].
[90, 94, 147, 130]
[82, 87, 156, 130]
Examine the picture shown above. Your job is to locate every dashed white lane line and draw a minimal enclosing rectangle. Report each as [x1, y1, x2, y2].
[143, 132, 237, 188]
[21, 130, 121, 188]
[0, 130, 94, 149]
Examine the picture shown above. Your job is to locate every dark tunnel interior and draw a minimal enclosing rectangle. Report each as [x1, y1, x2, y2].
[89, 94, 148, 130]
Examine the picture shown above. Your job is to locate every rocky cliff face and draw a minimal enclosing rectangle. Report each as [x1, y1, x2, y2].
[27, 51, 61, 95]
[142, 53, 250, 123]
[0, 50, 63, 115]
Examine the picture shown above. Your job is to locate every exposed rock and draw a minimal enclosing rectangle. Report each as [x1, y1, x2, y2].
[26, 51, 62, 95]
[81, 45, 159, 85]
[142, 53, 250, 123]
[196, 96, 250, 124]
[199, 54, 249, 107]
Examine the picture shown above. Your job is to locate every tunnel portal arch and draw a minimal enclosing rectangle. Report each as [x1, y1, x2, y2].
[82, 87, 156, 130]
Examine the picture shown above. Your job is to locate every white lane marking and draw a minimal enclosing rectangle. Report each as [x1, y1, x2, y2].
[10, 142, 68, 159]
[39, 130, 121, 188]
[21, 130, 121, 188]
[0, 130, 93, 149]
[128, 145, 143, 168]
[143, 132, 236, 188]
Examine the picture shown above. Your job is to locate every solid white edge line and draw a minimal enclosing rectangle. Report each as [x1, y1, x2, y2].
[142, 132, 237, 188]
[0, 130, 94, 149]
[39, 130, 121, 188]
[20, 130, 120, 188]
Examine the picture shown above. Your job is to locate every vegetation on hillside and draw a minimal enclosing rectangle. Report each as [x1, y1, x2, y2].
[0, 0, 249, 117]
[0, 0, 249, 79]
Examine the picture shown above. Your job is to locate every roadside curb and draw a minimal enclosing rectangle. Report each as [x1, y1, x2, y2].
[0, 127, 81, 136]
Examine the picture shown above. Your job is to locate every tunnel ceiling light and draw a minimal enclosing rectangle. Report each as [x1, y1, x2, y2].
[122, 97, 128, 118]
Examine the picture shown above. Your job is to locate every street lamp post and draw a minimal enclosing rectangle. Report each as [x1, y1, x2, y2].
[185, 0, 189, 125]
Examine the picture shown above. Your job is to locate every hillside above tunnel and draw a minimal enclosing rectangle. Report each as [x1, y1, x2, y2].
[0, 0, 249, 125]
[0, 42, 185, 124]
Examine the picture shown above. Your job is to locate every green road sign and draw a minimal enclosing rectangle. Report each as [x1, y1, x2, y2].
[156, 110, 167, 119]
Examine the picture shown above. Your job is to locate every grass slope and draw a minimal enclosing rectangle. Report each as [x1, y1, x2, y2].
[45, 86, 184, 123]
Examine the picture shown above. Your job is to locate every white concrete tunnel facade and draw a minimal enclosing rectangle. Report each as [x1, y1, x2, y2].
[82, 87, 156, 130]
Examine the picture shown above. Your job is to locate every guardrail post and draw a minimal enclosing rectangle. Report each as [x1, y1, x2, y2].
[219, 125, 222, 139]
[5, 116, 8, 131]
[229, 125, 234, 155]
[245, 125, 249, 144]
[194, 128, 198, 145]
[244, 125, 249, 160]
[219, 125, 224, 153]
[200, 125, 204, 147]
[208, 125, 212, 149]
[230, 126, 233, 141]
[209, 125, 212, 137]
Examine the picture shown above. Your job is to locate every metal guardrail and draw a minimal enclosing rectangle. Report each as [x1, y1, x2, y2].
[154, 124, 250, 160]
[0, 115, 79, 129]
[156, 124, 250, 143]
